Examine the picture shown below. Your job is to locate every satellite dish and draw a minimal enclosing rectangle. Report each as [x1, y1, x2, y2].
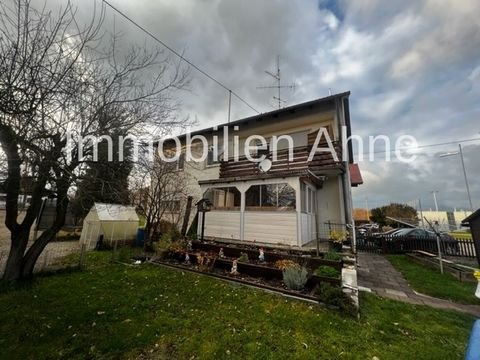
[258, 158, 272, 173]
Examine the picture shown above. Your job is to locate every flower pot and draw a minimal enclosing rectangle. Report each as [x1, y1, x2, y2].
[329, 241, 343, 252]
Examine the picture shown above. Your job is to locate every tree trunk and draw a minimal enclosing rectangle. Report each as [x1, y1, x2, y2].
[2, 230, 29, 282]
[21, 230, 56, 278]
[21, 177, 69, 279]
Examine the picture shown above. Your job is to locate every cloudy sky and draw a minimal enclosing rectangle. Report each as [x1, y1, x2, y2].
[49, 0, 480, 212]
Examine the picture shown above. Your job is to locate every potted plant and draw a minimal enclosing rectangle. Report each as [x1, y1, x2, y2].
[329, 230, 347, 252]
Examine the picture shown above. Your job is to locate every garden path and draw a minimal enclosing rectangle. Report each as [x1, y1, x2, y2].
[357, 252, 480, 317]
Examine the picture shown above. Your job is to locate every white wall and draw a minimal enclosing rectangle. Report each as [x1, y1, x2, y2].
[243, 211, 297, 246]
[204, 210, 241, 240]
[316, 177, 343, 225]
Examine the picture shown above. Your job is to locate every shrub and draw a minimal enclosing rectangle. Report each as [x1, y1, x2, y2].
[161, 228, 181, 243]
[315, 265, 340, 278]
[323, 251, 342, 261]
[283, 266, 308, 290]
[329, 230, 348, 243]
[166, 241, 186, 253]
[238, 252, 249, 262]
[317, 284, 356, 316]
[274, 259, 299, 271]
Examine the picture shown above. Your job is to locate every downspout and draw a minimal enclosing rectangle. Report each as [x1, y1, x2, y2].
[336, 97, 356, 253]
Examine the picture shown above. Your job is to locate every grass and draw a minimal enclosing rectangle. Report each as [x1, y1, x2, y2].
[0, 251, 474, 359]
[449, 231, 472, 241]
[387, 255, 480, 305]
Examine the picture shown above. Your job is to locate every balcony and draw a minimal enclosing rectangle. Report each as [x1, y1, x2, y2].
[218, 142, 343, 180]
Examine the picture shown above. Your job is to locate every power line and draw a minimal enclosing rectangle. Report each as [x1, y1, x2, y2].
[357, 137, 480, 156]
[101, 0, 260, 115]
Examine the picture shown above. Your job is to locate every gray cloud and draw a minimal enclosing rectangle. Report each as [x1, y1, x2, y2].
[32, 0, 480, 211]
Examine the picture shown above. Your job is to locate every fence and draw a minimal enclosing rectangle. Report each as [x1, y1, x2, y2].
[357, 234, 477, 258]
[316, 222, 353, 253]
[0, 238, 147, 278]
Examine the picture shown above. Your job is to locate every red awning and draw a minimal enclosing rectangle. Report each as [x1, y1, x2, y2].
[349, 163, 363, 187]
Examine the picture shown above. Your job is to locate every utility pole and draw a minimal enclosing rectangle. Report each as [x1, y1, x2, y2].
[439, 144, 474, 212]
[424, 217, 444, 274]
[431, 190, 439, 212]
[365, 197, 369, 222]
[418, 198, 425, 229]
[458, 144, 473, 211]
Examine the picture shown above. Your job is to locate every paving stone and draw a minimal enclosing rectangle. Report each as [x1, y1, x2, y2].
[357, 252, 480, 317]
[385, 289, 408, 298]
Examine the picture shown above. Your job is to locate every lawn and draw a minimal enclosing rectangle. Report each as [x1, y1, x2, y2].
[0, 251, 474, 359]
[449, 231, 472, 241]
[387, 255, 480, 305]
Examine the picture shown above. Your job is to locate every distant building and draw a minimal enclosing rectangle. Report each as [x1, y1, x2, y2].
[353, 208, 370, 224]
[420, 210, 472, 231]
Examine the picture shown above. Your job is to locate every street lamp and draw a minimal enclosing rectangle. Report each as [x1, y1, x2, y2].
[439, 144, 473, 211]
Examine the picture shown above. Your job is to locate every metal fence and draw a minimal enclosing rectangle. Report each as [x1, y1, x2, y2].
[0, 239, 143, 277]
[357, 235, 477, 258]
[315, 221, 353, 253]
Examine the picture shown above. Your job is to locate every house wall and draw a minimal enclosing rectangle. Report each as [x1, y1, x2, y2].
[199, 177, 301, 246]
[177, 113, 339, 230]
[204, 210, 241, 240]
[159, 98, 351, 246]
[243, 211, 297, 246]
[316, 177, 343, 225]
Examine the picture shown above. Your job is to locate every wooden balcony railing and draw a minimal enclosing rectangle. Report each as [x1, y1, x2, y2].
[219, 143, 343, 179]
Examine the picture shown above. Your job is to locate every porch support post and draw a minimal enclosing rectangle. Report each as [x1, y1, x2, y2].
[239, 185, 246, 241]
[294, 178, 302, 247]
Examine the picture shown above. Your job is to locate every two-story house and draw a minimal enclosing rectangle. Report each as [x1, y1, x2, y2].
[159, 92, 362, 248]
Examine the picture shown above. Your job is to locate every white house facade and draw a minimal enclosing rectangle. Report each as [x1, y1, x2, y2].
[160, 92, 362, 248]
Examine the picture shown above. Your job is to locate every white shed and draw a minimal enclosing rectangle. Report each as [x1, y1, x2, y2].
[80, 203, 139, 249]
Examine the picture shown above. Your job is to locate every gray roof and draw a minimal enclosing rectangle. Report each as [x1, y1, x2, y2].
[462, 209, 480, 225]
[161, 91, 351, 143]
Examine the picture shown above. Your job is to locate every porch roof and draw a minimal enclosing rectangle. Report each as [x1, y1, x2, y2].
[198, 170, 326, 188]
[349, 163, 363, 187]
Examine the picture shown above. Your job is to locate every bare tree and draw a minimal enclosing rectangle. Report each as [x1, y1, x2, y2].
[130, 155, 188, 244]
[0, 0, 189, 281]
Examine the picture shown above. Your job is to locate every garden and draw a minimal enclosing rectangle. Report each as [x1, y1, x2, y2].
[154, 235, 356, 313]
[0, 250, 473, 359]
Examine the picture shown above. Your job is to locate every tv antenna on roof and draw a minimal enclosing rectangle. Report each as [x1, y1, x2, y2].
[257, 55, 296, 109]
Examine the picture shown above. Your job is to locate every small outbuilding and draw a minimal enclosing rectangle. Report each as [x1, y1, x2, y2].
[462, 208, 480, 267]
[80, 203, 139, 249]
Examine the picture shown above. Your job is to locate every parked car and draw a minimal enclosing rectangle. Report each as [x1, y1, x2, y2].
[356, 223, 380, 242]
[388, 228, 459, 254]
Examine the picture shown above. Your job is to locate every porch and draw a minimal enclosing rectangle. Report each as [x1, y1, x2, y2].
[197, 171, 343, 248]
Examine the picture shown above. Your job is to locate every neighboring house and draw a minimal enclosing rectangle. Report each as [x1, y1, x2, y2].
[159, 92, 362, 248]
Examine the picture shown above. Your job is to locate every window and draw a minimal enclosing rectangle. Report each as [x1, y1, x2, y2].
[307, 125, 334, 145]
[206, 142, 224, 166]
[204, 187, 240, 210]
[245, 183, 295, 210]
[207, 148, 216, 165]
[248, 137, 270, 157]
[273, 131, 308, 151]
[177, 153, 185, 170]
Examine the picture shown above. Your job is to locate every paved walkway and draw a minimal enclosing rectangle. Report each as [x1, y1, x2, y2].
[357, 252, 480, 317]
